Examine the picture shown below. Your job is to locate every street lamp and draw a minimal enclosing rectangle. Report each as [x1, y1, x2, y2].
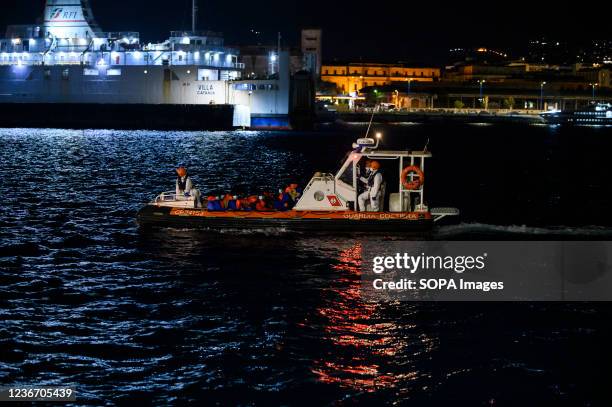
[540, 81, 546, 110]
[590, 83, 598, 100]
[477, 79, 486, 107]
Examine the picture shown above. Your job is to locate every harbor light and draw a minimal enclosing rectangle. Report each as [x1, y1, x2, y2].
[539, 81, 547, 110]
[270, 53, 277, 62]
[97, 58, 106, 66]
[11, 38, 20, 45]
[376, 132, 382, 139]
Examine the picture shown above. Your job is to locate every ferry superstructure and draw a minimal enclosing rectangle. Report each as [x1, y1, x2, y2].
[541, 103, 612, 125]
[0, 0, 296, 128]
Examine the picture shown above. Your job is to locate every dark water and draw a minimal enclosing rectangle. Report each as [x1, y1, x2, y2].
[1, 124, 612, 405]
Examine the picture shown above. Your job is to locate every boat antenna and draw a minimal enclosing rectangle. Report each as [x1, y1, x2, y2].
[423, 137, 430, 153]
[364, 110, 375, 139]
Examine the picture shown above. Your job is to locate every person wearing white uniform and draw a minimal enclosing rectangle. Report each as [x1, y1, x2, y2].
[358, 160, 384, 211]
[175, 163, 201, 208]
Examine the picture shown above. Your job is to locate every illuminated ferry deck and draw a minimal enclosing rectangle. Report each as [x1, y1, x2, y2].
[0, 30, 244, 72]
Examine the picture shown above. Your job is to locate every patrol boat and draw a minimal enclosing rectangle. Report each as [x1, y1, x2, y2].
[137, 135, 459, 232]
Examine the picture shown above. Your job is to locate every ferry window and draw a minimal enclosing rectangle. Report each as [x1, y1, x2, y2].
[107, 69, 121, 76]
[62, 69, 69, 80]
[198, 68, 218, 80]
[44, 69, 51, 79]
[258, 84, 265, 90]
[84, 68, 99, 76]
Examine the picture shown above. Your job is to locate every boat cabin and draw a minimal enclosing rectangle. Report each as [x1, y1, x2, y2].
[293, 136, 430, 213]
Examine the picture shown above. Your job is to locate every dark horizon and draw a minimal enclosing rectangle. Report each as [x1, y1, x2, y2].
[1, 0, 610, 64]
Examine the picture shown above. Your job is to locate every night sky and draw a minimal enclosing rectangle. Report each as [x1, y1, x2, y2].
[1, 0, 608, 64]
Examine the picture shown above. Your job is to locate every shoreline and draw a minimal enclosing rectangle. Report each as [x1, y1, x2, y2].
[331, 110, 544, 125]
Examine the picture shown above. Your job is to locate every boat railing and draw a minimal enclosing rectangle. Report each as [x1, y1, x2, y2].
[154, 191, 194, 203]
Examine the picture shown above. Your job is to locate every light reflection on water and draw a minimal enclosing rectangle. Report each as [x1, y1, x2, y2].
[0, 127, 611, 404]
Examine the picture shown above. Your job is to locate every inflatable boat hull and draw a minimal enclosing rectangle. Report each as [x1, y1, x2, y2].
[137, 205, 433, 232]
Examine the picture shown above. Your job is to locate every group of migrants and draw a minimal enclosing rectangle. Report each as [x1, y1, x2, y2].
[174, 163, 301, 211]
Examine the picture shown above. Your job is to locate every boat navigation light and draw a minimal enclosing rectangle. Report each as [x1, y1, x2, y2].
[374, 132, 382, 148]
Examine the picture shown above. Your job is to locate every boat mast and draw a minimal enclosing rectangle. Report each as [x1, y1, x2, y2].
[192, 0, 198, 32]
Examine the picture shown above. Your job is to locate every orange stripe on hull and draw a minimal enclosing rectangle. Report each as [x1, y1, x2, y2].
[168, 208, 431, 221]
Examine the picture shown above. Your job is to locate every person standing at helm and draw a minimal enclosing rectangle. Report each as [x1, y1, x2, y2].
[358, 160, 384, 211]
[175, 163, 202, 208]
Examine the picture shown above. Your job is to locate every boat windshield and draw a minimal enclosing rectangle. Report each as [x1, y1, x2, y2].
[338, 164, 354, 186]
[337, 153, 359, 187]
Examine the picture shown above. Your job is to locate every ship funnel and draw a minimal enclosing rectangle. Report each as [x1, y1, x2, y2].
[43, 0, 102, 39]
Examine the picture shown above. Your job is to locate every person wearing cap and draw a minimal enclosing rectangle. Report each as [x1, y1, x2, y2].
[175, 164, 201, 208]
[358, 160, 385, 211]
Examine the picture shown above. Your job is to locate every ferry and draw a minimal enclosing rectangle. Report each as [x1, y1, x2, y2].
[541, 103, 612, 125]
[137, 135, 459, 232]
[0, 0, 296, 129]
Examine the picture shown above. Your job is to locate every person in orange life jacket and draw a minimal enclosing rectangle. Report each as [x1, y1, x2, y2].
[274, 189, 293, 211]
[175, 164, 201, 208]
[358, 160, 384, 211]
[287, 184, 301, 201]
[255, 196, 268, 211]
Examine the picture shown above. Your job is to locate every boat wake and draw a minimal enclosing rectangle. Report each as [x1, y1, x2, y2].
[435, 222, 612, 238]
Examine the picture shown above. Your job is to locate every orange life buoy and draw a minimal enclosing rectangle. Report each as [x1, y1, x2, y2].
[401, 165, 424, 190]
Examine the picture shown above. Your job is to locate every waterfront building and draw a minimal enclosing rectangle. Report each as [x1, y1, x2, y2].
[320, 62, 440, 94]
[301, 29, 322, 76]
[317, 62, 439, 109]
